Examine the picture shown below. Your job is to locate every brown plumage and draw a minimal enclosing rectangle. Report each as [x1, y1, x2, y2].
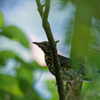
[32, 40, 95, 99]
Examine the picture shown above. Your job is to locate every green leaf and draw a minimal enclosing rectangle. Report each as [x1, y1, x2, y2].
[0, 58, 5, 66]
[0, 50, 37, 70]
[1, 26, 29, 48]
[82, 81, 100, 100]
[0, 51, 15, 58]
[19, 79, 42, 100]
[19, 79, 31, 93]
[0, 74, 23, 96]
[17, 65, 33, 84]
[0, 12, 4, 27]
[29, 61, 48, 70]
[0, 88, 8, 100]
[26, 89, 43, 100]
[46, 80, 58, 100]
[0, 88, 23, 100]
[86, 49, 100, 69]
[0, 51, 15, 66]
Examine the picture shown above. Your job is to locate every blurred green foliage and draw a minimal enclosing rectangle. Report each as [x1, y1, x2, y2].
[0, 12, 47, 100]
[46, 80, 58, 100]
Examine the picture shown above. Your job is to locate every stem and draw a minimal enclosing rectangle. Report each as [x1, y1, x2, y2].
[35, 0, 65, 100]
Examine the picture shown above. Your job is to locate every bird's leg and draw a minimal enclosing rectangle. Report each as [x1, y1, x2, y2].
[65, 82, 74, 100]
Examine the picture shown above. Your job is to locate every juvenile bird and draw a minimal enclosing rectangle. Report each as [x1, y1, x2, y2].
[32, 40, 100, 100]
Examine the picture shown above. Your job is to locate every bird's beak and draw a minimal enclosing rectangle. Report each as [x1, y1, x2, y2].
[32, 42, 40, 46]
[55, 40, 59, 43]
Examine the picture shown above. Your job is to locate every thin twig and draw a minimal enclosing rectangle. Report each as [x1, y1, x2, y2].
[35, 0, 43, 17]
[35, 0, 65, 100]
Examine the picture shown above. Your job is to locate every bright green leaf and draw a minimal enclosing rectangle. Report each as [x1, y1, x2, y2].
[0, 74, 23, 96]
[46, 80, 58, 100]
[0, 12, 4, 27]
[29, 61, 48, 70]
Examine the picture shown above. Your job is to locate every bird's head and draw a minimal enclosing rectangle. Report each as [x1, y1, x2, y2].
[32, 40, 59, 54]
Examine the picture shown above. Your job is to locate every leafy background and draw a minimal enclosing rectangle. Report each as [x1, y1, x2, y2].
[0, 0, 100, 100]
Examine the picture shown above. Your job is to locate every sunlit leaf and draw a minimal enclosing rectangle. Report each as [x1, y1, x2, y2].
[46, 80, 58, 100]
[0, 74, 23, 96]
[82, 81, 100, 100]
[0, 88, 23, 100]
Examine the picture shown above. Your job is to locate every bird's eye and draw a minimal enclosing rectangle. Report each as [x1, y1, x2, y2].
[44, 43, 47, 46]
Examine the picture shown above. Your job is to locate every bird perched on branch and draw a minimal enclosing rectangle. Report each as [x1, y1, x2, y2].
[32, 40, 100, 100]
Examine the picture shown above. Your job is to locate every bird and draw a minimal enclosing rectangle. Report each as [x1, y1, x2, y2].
[32, 40, 100, 100]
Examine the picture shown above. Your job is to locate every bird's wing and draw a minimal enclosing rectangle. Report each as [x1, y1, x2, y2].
[58, 55, 93, 81]
[58, 55, 88, 73]
[58, 55, 72, 69]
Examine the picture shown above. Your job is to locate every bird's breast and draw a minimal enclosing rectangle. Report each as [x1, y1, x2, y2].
[45, 55, 55, 76]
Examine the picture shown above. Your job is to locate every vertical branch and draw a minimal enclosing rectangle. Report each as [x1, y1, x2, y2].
[35, 0, 65, 100]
